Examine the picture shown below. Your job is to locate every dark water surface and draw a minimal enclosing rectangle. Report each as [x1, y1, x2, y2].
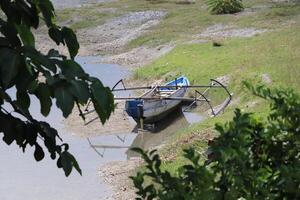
[0, 56, 204, 200]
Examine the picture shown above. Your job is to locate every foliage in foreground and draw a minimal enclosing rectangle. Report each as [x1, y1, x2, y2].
[206, 0, 244, 14]
[131, 84, 300, 199]
[0, 0, 114, 176]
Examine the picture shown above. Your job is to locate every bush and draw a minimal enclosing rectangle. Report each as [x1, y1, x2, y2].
[206, 0, 244, 14]
[131, 83, 300, 199]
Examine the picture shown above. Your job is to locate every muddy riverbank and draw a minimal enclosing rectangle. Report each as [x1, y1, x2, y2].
[52, 0, 116, 9]
[34, 2, 264, 199]
[36, 10, 173, 68]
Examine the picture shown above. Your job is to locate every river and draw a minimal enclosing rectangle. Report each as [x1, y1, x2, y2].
[0, 56, 204, 200]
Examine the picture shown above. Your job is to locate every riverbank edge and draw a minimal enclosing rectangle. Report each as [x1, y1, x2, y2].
[52, 1, 300, 199]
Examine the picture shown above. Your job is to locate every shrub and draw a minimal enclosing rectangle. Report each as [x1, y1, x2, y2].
[206, 0, 244, 14]
[131, 83, 300, 199]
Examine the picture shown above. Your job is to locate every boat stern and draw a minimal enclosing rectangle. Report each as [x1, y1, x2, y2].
[125, 100, 143, 120]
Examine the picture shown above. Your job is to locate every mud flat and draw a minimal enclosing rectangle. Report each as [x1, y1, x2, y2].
[52, 0, 115, 9]
[99, 159, 142, 200]
[36, 10, 172, 68]
[64, 102, 136, 137]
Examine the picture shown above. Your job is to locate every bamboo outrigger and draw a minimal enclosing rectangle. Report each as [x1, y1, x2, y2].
[85, 76, 232, 155]
[84, 76, 232, 126]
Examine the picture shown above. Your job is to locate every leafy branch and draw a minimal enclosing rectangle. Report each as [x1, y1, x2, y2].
[0, 0, 114, 176]
[131, 84, 300, 199]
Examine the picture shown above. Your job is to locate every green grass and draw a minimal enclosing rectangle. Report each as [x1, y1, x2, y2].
[56, 5, 122, 30]
[156, 92, 274, 172]
[55, 0, 300, 48]
[132, 3, 300, 172]
[120, 0, 300, 48]
[135, 25, 300, 96]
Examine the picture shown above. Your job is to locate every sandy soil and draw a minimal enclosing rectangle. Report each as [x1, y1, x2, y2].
[52, 0, 116, 9]
[101, 44, 174, 67]
[99, 159, 143, 200]
[36, 11, 172, 68]
[64, 101, 136, 137]
[78, 11, 166, 54]
[197, 23, 268, 39]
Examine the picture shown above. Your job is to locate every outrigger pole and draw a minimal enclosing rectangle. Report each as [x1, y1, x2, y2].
[112, 85, 223, 91]
[114, 96, 209, 101]
[182, 79, 232, 114]
[84, 78, 232, 116]
[111, 79, 223, 92]
[85, 79, 218, 111]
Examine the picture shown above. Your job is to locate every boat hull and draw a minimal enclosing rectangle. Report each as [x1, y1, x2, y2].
[125, 76, 189, 123]
[141, 87, 186, 123]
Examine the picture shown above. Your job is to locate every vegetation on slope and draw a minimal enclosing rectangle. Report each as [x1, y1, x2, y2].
[132, 85, 300, 199]
[55, 1, 298, 46]
[132, 0, 300, 175]
[55, 0, 300, 186]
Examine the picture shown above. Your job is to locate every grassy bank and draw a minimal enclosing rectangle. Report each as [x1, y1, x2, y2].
[132, 2, 300, 172]
[135, 23, 300, 91]
[55, 0, 300, 49]
[56, 0, 300, 176]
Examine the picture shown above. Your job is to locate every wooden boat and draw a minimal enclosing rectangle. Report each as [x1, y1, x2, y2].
[83, 77, 232, 127]
[125, 76, 190, 123]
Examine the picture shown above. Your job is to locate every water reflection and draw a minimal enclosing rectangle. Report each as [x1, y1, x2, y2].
[87, 107, 205, 160]
[127, 108, 204, 158]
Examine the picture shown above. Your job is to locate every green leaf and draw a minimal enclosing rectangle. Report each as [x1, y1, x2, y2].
[16, 1, 39, 28]
[34, 144, 45, 161]
[0, 37, 10, 47]
[90, 80, 114, 124]
[131, 147, 146, 155]
[54, 84, 74, 118]
[47, 49, 64, 59]
[60, 152, 72, 176]
[0, 22, 22, 47]
[67, 152, 82, 175]
[0, 113, 16, 145]
[69, 80, 90, 104]
[60, 151, 82, 176]
[16, 90, 30, 112]
[0, 48, 21, 89]
[27, 80, 39, 93]
[62, 27, 79, 59]
[39, 122, 58, 140]
[48, 27, 63, 45]
[37, 0, 55, 27]
[60, 60, 87, 79]
[15, 24, 35, 47]
[15, 62, 36, 91]
[23, 46, 57, 73]
[25, 60, 34, 75]
[35, 83, 52, 117]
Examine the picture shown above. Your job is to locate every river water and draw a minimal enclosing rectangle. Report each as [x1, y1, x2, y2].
[0, 56, 203, 200]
